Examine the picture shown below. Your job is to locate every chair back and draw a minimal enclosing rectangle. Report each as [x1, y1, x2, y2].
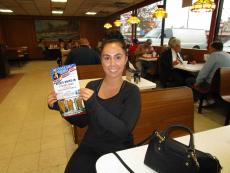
[133, 86, 194, 144]
[220, 67, 230, 97]
[77, 64, 105, 79]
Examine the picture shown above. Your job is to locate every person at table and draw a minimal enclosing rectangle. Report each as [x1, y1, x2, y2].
[195, 41, 230, 89]
[159, 38, 186, 87]
[128, 38, 139, 55]
[135, 39, 155, 58]
[64, 38, 100, 65]
[47, 33, 141, 173]
[135, 39, 156, 77]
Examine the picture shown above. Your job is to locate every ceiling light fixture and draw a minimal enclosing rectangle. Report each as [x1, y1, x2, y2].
[152, 5, 167, 18]
[114, 19, 122, 27]
[51, 0, 67, 2]
[52, 10, 63, 14]
[191, 0, 216, 12]
[127, 15, 140, 24]
[85, 12, 97, 15]
[0, 9, 13, 13]
[104, 23, 112, 29]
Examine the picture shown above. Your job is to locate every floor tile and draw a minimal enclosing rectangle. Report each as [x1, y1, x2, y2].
[38, 147, 67, 169]
[7, 153, 39, 173]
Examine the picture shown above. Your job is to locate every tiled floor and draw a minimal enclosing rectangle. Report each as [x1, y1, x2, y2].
[0, 61, 75, 173]
[0, 61, 226, 173]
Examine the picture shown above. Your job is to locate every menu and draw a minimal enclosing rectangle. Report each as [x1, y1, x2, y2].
[50, 64, 86, 117]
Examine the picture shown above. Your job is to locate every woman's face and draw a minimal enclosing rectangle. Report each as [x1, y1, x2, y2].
[101, 42, 127, 79]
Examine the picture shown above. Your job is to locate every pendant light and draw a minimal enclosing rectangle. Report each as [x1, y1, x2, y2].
[191, 0, 216, 12]
[114, 19, 122, 27]
[152, 5, 167, 18]
[127, 15, 140, 24]
[104, 23, 112, 29]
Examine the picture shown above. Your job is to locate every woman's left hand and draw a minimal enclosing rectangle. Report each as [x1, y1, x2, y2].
[80, 88, 94, 101]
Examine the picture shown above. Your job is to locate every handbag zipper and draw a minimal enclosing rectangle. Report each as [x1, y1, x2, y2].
[191, 152, 200, 168]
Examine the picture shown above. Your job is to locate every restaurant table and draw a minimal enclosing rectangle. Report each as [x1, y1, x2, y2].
[138, 57, 158, 77]
[96, 125, 230, 173]
[139, 57, 158, 62]
[174, 63, 204, 73]
[79, 76, 156, 90]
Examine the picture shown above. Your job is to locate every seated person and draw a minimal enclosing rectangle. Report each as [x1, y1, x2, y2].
[64, 38, 100, 65]
[47, 32, 141, 173]
[159, 38, 186, 87]
[135, 39, 156, 77]
[195, 41, 230, 89]
[128, 38, 139, 55]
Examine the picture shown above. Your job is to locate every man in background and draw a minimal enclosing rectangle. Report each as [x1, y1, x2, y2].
[195, 41, 230, 88]
[159, 38, 185, 87]
[64, 38, 100, 65]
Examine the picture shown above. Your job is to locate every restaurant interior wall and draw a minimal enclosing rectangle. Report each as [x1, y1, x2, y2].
[0, 15, 106, 60]
[0, 19, 6, 43]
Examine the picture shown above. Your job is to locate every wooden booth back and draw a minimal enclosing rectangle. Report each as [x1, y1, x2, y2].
[73, 86, 194, 145]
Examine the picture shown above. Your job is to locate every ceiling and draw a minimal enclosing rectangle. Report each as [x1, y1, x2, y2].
[0, 0, 145, 17]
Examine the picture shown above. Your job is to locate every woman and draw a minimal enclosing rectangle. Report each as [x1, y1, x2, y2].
[47, 36, 141, 173]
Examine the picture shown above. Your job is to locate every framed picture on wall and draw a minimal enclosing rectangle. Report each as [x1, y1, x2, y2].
[35, 19, 80, 41]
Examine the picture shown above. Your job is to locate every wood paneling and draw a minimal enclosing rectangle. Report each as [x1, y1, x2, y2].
[1, 16, 106, 59]
[79, 18, 105, 47]
[74, 86, 194, 145]
[0, 19, 6, 43]
[154, 45, 208, 63]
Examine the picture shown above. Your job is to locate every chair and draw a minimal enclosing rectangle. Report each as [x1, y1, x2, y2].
[77, 64, 104, 79]
[195, 68, 220, 113]
[219, 67, 230, 125]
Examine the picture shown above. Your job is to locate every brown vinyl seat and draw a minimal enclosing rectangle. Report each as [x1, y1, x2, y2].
[219, 67, 230, 125]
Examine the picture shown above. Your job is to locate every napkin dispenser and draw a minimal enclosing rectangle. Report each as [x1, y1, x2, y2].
[126, 68, 141, 84]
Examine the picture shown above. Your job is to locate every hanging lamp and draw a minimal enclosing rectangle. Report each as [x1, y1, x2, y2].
[191, 0, 216, 12]
[127, 15, 140, 24]
[104, 23, 112, 29]
[114, 19, 122, 27]
[152, 5, 167, 18]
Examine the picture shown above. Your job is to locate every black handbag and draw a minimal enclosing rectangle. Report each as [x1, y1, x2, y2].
[144, 124, 222, 173]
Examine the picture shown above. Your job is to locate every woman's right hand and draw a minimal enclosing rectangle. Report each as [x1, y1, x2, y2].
[47, 91, 57, 108]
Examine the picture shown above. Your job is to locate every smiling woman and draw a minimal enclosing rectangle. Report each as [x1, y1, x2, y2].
[47, 30, 141, 173]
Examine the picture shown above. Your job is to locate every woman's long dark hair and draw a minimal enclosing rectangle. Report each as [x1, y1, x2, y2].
[101, 30, 127, 54]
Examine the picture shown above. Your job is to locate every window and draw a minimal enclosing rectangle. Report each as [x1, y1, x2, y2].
[165, 0, 212, 49]
[136, 2, 163, 38]
[120, 11, 132, 43]
[218, 0, 230, 52]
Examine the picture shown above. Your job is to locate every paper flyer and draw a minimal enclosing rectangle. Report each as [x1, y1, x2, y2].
[50, 64, 86, 117]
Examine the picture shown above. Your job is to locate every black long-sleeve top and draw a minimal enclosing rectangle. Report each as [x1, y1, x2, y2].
[51, 79, 141, 153]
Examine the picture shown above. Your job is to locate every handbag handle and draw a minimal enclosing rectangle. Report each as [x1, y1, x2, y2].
[161, 124, 195, 151]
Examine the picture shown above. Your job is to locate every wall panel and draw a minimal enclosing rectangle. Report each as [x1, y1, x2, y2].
[1, 16, 106, 59]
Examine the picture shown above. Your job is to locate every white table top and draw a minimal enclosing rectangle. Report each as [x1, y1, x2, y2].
[174, 63, 204, 72]
[79, 76, 156, 90]
[96, 126, 230, 173]
[139, 57, 158, 62]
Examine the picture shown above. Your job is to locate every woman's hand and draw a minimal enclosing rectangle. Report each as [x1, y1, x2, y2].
[80, 88, 94, 101]
[47, 91, 57, 108]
